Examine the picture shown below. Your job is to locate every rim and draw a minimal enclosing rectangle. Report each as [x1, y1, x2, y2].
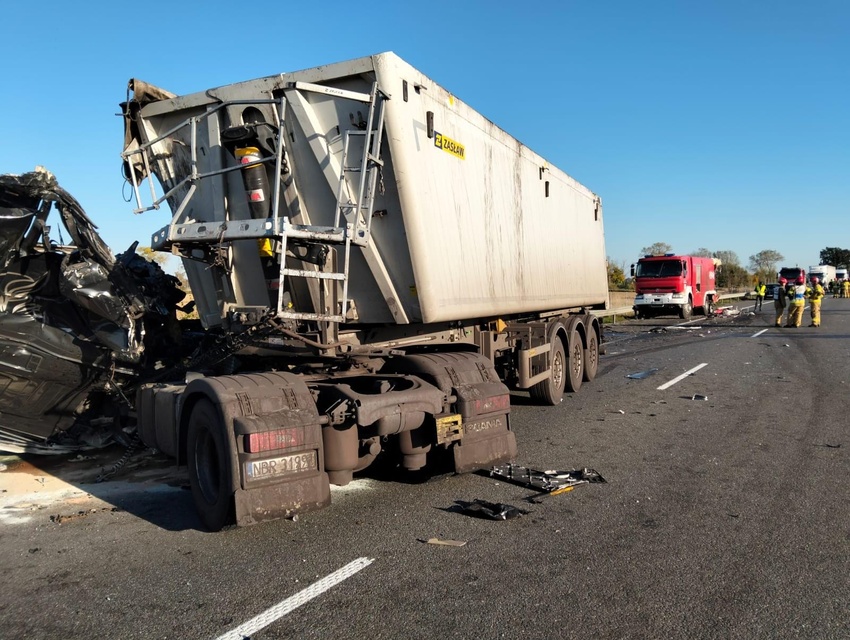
[552, 342, 564, 390]
[571, 341, 583, 379]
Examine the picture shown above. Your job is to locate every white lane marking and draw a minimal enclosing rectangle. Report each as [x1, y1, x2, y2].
[751, 329, 768, 338]
[216, 557, 374, 640]
[657, 363, 708, 390]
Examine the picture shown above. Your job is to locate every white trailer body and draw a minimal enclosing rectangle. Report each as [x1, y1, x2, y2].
[122, 52, 607, 530]
[808, 265, 835, 285]
[125, 52, 607, 328]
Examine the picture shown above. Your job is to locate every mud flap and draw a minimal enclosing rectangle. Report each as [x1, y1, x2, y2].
[452, 424, 517, 474]
[234, 472, 330, 526]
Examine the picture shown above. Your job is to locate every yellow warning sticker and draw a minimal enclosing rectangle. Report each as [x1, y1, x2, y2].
[434, 132, 465, 160]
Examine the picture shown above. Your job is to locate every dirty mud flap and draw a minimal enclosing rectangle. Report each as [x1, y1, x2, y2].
[451, 381, 516, 473]
[452, 405, 516, 474]
[234, 470, 330, 526]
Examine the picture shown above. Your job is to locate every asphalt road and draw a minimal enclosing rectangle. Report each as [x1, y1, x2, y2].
[1, 297, 848, 639]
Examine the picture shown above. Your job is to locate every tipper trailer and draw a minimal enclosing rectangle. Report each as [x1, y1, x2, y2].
[2, 52, 609, 530]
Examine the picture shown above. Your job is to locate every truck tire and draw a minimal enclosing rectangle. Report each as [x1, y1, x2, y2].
[187, 399, 235, 531]
[530, 335, 566, 405]
[583, 331, 599, 382]
[565, 326, 583, 393]
[703, 297, 714, 316]
[679, 297, 693, 320]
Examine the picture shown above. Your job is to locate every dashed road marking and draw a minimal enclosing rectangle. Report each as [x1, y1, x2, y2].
[657, 363, 708, 390]
[216, 557, 375, 640]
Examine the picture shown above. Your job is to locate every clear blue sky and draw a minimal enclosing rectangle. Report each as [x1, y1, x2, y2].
[2, 1, 847, 275]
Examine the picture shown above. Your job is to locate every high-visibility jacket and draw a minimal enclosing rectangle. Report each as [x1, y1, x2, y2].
[758, 284, 766, 296]
[806, 284, 824, 301]
[789, 284, 807, 305]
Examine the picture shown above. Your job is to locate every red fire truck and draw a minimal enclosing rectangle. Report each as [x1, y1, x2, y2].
[631, 254, 719, 319]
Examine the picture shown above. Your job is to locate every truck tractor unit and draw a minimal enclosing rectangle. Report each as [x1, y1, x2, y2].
[778, 267, 806, 284]
[808, 265, 835, 286]
[115, 52, 609, 529]
[631, 254, 718, 319]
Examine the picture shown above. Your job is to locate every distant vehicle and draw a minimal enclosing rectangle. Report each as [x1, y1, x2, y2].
[764, 283, 780, 299]
[836, 267, 848, 281]
[808, 265, 835, 285]
[631, 254, 719, 319]
[778, 267, 806, 283]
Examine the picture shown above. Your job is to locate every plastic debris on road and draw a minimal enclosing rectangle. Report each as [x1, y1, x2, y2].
[452, 499, 526, 520]
[420, 537, 467, 547]
[626, 368, 659, 379]
[691, 394, 708, 401]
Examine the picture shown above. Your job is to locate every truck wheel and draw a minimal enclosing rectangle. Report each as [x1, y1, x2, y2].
[583, 331, 599, 382]
[187, 399, 235, 531]
[679, 297, 693, 319]
[530, 335, 566, 405]
[703, 297, 714, 316]
[565, 327, 583, 393]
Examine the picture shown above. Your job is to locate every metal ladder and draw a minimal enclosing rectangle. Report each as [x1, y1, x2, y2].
[276, 82, 387, 323]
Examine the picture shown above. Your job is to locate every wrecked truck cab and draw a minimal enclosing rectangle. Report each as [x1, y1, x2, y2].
[0, 169, 187, 453]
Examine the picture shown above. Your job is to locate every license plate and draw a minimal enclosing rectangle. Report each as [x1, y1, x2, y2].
[245, 450, 317, 482]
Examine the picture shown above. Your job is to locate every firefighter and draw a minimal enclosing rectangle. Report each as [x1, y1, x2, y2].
[807, 276, 825, 327]
[754, 281, 765, 311]
[785, 275, 807, 328]
[844, 279, 850, 299]
[773, 277, 788, 327]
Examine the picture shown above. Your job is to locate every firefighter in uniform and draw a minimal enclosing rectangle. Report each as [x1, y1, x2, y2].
[773, 277, 788, 327]
[806, 276, 825, 327]
[844, 279, 850, 299]
[785, 275, 807, 328]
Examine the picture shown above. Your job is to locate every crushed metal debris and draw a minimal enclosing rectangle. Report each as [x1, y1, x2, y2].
[487, 463, 607, 494]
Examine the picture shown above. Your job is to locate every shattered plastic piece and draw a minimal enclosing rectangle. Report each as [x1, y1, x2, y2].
[454, 499, 526, 520]
[421, 537, 467, 547]
[691, 394, 708, 401]
[626, 368, 659, 380]
[617, 409, 625, 414]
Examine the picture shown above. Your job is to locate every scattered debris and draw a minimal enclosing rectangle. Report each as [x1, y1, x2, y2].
[420, 537, 467, 547]
[50, 506, 121, 524]
[626, 368, 659, 380]
[452, 499, 527, 520]
[486, 464, 607, 495]
[616, 409, 625, 414]
[691, 394, 708, 401]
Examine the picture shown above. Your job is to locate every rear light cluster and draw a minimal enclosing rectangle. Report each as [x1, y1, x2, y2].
[244, 428, 303, 453]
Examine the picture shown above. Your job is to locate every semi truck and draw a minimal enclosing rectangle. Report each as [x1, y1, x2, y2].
[630, 254, 719, 319]
[0, 52, 608, 530]
[808, 265, 836, 285]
